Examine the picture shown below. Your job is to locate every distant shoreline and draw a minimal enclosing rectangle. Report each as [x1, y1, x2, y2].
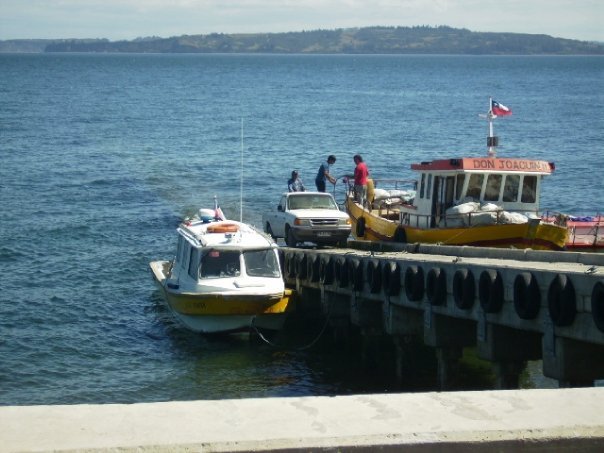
[2, 26, 604, 55]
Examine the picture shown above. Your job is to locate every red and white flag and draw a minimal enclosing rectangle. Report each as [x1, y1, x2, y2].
[214, 198, 226, 220]
[491, 99, 512, 117]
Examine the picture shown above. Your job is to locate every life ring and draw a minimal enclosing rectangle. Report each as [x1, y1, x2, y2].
[591, 281, 604, 333]
[335, 257, 349, 288]
[426, 268, 447, 306]
[453, 269, 475, 309]
[356, 217, 366, 238]
[383, 261, 401, 296]
[404, 265, 424, 302]
[320, 256, 335, 285]
[347, 258, 364, 291]
[308, 255, 321, 282]
[206, 222, 239, 234]
[513, 272, 540, 320]
[479, 269, 504, 313]
[367, 259, 382, 293]
[548, 274, 576, 327]
[295, 253, 308, 280]
[393, 226, 407, 243]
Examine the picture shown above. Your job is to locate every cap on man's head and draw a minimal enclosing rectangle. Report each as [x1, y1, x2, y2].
[328, 155, 336, 163]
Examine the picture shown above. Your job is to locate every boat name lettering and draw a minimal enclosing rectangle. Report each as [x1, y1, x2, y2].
[471, 159, 549, 172]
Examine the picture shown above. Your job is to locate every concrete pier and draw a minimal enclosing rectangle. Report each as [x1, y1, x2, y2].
[2, 388, 604, 452]
[282, 241, 604, 388]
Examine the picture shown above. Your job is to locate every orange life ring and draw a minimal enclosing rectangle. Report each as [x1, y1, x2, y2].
[207, 222, 239, 234]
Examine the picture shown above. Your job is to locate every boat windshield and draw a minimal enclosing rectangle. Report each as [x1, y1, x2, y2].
[199, 250, 241, 278]
[243, 249, 281, 278]
[289, 194, 338, 210]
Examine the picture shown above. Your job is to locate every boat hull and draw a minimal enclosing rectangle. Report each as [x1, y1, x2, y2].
[347, 199, 568, 251]
[150, 260, 293, 334]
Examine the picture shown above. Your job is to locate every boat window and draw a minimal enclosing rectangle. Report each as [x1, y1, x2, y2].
[419, 174, 426, 198]
[426, 174, 432, 199]
[455, 174, 466, 200]
[503, 174, 520, 202]
[521, 175, 538, 203]
[176, 236, 184, 268]
[188, 248, 199, 279]
[243, 249, 281, 278]
[484, 174, 502, 201]
[466, 174, 484, 200]
[200, 250, 240, 278]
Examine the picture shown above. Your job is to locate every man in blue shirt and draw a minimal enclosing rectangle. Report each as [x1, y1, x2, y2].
[315, 155, 336, 192]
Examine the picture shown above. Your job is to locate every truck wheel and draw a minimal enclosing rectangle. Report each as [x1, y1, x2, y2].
[265, 222, 276, 239]
[285, 226, 298, 247]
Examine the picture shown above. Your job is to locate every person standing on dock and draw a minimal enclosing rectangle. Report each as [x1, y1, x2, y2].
[353, 154, 369, 207]
[288, 170, 305, 192]
[315, 155, 337, 192]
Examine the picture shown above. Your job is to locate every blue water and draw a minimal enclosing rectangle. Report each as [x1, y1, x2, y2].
[1, 54, 603, 405]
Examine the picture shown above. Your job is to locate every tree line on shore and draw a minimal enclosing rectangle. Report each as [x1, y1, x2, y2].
[2, 26, 603, 55]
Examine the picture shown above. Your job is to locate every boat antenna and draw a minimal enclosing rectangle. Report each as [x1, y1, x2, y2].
[240, 118, 244, 222]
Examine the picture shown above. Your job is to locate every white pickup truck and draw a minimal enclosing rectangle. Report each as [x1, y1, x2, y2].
[262, 192, 351, 247]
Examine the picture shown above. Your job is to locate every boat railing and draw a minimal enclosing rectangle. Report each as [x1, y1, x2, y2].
[399, 208, 544, 229]
[543, 211, 604, 247]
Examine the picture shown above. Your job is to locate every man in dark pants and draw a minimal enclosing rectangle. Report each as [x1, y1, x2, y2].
[315, 155, 336, 192]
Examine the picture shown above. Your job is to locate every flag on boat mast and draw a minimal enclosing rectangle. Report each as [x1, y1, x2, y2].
[490, 99, 512, 117]
[214, 195, 226, 221]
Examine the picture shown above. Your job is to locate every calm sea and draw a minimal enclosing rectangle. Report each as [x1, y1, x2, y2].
[1, 54, 603, 405]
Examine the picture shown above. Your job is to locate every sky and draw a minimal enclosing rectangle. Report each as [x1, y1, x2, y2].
[1, 0, 602, 42]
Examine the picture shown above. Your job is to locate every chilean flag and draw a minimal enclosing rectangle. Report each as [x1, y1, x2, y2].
[491, 99, 512, 117]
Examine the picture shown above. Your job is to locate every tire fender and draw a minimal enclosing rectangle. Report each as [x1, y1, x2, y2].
[426, 267, 447, 306]
[404, 265, 425, 302]
[453, 268, 475, 309]
[513, 272, 540, 320]
[548, 274, 576, 327]
[479, 269, 504, 313]
[367, 259, 382, 293]
[591, 281, 604, 333]
[383, 261, 401, 296]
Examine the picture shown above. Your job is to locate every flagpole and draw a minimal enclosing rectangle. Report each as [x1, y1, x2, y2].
[240, 118, 244, 223]
[487, 97, 498, 157]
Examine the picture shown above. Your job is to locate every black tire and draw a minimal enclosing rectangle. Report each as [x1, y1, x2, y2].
[591, 281, 604, 333]
[335, 257, 349, 288]
[479, 270, 504, 313]
[367, 259, 382, 293]
[295, 254, 308, 280]
[383, 261, 401, 296]
[285, 226, 297, 247]
[393, 226, 407, 243]
[356, 217, 366, 238]
[548, 274, 576, 327]
[320, 257, 335, 285]
[404, 265, 424, 302]
[347, 258, 363, 291]
[265, 222, 276, 239]
[308, 255, 320, 282]
[453, 269, 475, 310]
[513, 272, 540, 320]
[426, 268, 447, 306]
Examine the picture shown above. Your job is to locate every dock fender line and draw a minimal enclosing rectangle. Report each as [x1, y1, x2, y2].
[319, 256, 335, 285]
[308, 254, 321, 282]
[393, 226, 407, 243]
[356, 217, 366, 238]
[335, 257, 349, 288]
[367, 259, 382, 293]
[383, 261, 401, 296]
[513, 272, 540, 320]
[453, 268, 475, 309]
[347, 258, 364, 291]
[404, 265, 425, 302]
[548, 273, 576, 327]
[592, 281, 604, 333]
[286, 253, 297, 279]
[426, 267, 447, 306]
[295, 253, 308, 280]
[479, 269, 504, 313]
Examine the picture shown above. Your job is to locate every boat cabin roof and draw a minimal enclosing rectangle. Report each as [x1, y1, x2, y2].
[411, 157, 554, 175]
[178, 220, 275, 249]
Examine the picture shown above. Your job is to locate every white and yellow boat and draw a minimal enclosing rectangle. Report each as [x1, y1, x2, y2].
[150, 208, 293, 334]
[346, 101, 568, 251]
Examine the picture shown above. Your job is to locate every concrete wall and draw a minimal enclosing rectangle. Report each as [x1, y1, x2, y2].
[2, 388, 604, 452]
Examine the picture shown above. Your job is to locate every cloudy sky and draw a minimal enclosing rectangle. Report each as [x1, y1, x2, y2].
[1, 0, 602, 42]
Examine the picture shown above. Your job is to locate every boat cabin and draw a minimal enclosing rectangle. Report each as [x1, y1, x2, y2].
[171, 221, 281, 285]
[406, 157, 555, 228]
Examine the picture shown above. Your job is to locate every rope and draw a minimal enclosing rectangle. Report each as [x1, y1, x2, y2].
[250, 301, 332, 351]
